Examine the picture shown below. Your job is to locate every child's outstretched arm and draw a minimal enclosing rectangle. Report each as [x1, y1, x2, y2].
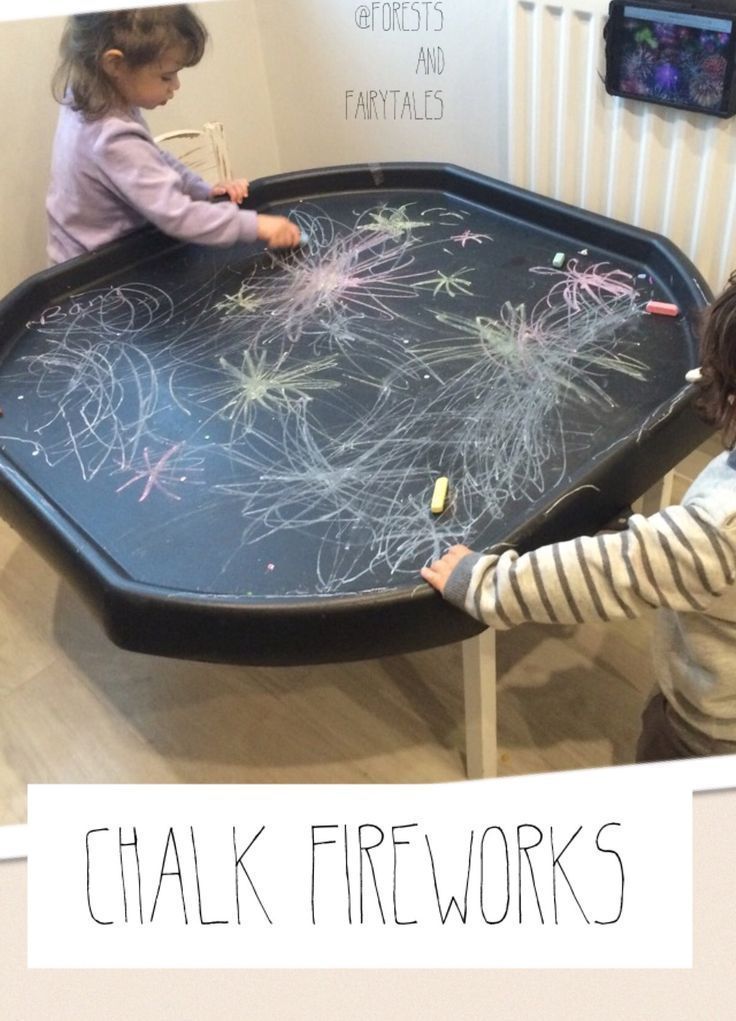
[158, 148, 249, 206]
[156, 138, 248, 205]
[100, 121, 299, 249]
[256, 214, 301, 249]
[421, 504, 736, 629]
[212, 179, 249, 204]
[421, 545, 472, 594]
[158, 146, 214, 202]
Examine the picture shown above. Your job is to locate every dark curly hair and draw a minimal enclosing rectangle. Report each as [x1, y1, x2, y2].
[696, 270, 736, 449]
[52, 6, 208, 119]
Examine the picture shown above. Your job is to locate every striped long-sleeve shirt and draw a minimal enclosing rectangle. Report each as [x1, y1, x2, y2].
[443, 449, 736, 747]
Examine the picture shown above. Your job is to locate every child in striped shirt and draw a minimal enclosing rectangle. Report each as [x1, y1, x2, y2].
[421, 274, 736, 763]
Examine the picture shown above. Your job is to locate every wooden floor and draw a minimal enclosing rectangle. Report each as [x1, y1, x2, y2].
[0, 433, 721, 826]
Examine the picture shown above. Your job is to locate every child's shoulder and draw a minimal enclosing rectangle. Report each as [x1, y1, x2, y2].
[76, 107, 151, 158]
[683, 450, 736, 528]
[93, 107, 148, 137]
[58, 101, 146, 135]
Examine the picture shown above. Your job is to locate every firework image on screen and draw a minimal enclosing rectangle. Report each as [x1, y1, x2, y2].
[616, 5, 732, 112]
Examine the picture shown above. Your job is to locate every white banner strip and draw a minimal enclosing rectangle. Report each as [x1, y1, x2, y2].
[0, 824, 28, 862]
[0, 0, 222, 21]
[27, 774, 692, 969]
[662, 753, 736, 792]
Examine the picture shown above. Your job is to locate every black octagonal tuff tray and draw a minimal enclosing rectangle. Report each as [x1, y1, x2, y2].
[0, 163, 713, 663]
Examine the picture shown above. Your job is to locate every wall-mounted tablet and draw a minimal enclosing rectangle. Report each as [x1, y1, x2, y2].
[605, 1, 736, 116]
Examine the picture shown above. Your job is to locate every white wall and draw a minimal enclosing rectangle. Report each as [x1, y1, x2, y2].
[0, 15, 65, 300]
[146, 1, 279, 182]
[0, 0, 279, 300]
[505, 0, 736, 291]
[254, 0, 508, 177]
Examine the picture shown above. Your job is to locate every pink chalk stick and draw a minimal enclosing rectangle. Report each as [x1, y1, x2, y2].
[645, 300, 680, 317]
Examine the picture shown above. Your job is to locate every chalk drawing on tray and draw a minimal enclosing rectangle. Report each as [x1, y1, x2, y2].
[205, 349, 341, 438]
[2, 198, 653, 595]
[417, 267, 475, 297]
[450, 230, 492, 247]
[116, 441, 187, 502]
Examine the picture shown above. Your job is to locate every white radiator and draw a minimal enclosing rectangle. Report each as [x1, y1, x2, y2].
[507, 0, 736, 291]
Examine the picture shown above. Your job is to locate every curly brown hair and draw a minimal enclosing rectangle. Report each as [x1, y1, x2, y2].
[696, 270, 736, 449]
[52, 6, 208, 119]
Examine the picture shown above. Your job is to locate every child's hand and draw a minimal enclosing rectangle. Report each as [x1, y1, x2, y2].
[256, 214, 302, 249]
[212, 178, 249, 203]
[421, 544, 473, 594]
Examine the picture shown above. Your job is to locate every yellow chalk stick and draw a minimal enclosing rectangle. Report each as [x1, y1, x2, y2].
[431, 476, 449, 514]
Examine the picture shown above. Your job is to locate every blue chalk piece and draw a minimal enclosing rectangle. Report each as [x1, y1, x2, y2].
[299, 231, 310, 246]
[552, 251, 566, 269]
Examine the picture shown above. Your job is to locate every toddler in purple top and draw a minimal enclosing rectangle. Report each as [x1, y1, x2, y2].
[46, 6, 300, 264]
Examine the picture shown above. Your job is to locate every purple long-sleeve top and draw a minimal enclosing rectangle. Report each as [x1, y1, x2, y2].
[46, 103, 259, 264]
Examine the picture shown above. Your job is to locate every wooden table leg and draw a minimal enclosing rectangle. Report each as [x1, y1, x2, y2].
[461, 628, 497, 779]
